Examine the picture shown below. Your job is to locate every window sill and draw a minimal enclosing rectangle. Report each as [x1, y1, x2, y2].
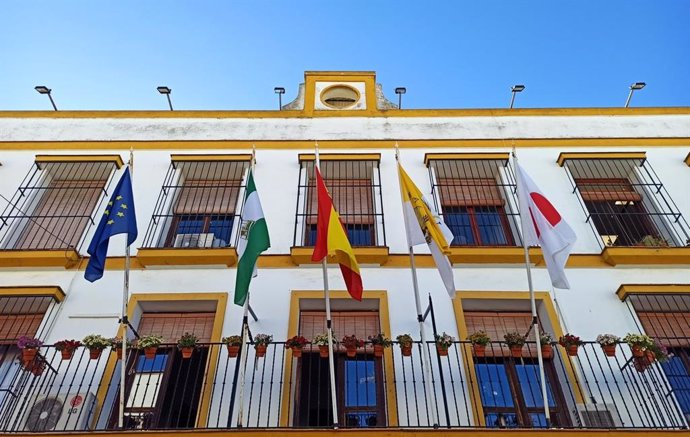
[137, 247, 238, 267]
[601, 246, 690, 266]
[290, 246, 389, 266]
[0, 249, 80, 268]
[447, 247, 543, 264]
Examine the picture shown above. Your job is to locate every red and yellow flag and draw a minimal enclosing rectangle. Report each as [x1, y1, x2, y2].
[311, 167, 363, 301]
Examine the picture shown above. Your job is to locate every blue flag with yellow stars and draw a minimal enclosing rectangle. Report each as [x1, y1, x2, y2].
[85, 167, 138, 282]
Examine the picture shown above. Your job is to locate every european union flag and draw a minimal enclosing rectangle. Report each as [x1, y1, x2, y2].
[85, 167, 138, 282]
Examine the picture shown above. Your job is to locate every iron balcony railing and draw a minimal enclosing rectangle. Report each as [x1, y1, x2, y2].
[0, 340, 686, 432]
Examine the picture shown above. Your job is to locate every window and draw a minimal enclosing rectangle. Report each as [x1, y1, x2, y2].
[114, 312, 214, 429]
[294, 310, 386, 427]
[561, 155, 690, 248]
[294, 156, 385, 248]
[625, 293, 690, 421]
[426, 156, 520, 247]
[0, 158, 119, 251]
[465, 311, 569, 428]
[142, 158, 248, 249]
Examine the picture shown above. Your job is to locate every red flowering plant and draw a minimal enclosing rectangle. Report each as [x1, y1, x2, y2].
[341, 335, 364, 349]
[54, 340, 81, 351]
[285, 335, 310, 349]
[558, 334, 583, 348]
[17, 336, 43, 349]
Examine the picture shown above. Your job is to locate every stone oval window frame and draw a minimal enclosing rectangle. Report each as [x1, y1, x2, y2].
[320, 84, 361, 109]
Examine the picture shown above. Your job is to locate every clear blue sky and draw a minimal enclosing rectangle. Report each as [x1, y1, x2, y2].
[1, 1, 689, 110]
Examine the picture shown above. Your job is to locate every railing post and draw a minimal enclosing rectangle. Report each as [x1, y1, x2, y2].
[428, 294, 452, 428]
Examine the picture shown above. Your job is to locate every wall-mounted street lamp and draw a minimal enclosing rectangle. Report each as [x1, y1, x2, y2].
[624, 82, 646, 108]
[395, 87, 407, 109]
[509, 84, 525, 109]
[157, 86, 173, 110]
[274, 87, 285, 110]
[34, 86, 57, 111]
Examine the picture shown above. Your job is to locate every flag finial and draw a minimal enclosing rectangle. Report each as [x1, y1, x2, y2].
[251, 144, 256, 170]
[394, 142, 400, 162]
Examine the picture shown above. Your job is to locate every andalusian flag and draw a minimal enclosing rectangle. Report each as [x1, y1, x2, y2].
[234, 169, 270, 306]
[398, 163, 456, 297]
[311, 167, 364, 301]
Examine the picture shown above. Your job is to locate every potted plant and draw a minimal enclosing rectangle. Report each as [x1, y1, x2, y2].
[222, 336, 243, 358]
[19, 357, 46, 377]
[637, 235, 669, 247]
[467, 330, 491, 357]
[17, 336, 43, 363]
[285, 335, 309, 358]
[540, 333, 554, 359]
[435, 332, 455, 357]
[54, 339, 81, 360]
[82, 334, 110, 360]
[342, 335, 364, 358]
[504, 332, 527, 358]
[559, 333, 583, 357]
[177, 332, 199, 359]
[596, 334, 620, 357]
[253, 334, 272, 358]
[109, 337, 134, 360]
[623, 333, 654, 358]
[368, 333, 393, 358]
[312, 333, 331, 358]
[397, 334, 414, 357]
[138, 334, 165, 359]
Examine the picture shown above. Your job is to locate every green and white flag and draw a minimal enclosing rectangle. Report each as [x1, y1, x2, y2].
[234, 169, 270, 306]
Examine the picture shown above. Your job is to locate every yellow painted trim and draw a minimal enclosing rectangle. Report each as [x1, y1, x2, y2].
[94, 292, 227, 429]
[601, 247, 690, 266]
[290, 246, 389, 266]
[448, 247, 543, 265]
[0, 249, 80, 268]
[34, 154, 124, 169]
[170, 154, 252, 162]
[303, 72, 378, 117]
[616, 284, 690, 301]
[556, 152, 647, 166]
[279, 290, 397, 427]
[424, 153, 510, 166]
[2, 138, 689, 151]
[136, 248, 238, 267]
[298, 153, 381, 162]
[0, 286, 65, 303]
[452, 291, 584, 426]
[685, 152, 690, 166]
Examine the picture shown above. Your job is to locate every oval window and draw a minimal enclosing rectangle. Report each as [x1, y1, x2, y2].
[320, 85, 360, 109]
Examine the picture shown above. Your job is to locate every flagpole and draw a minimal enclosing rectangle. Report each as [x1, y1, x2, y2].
[395, 145, 439, 427]
[512, 148, 551, 427]
[315, 143, 340, 428]
[119, 148, 133, 429]
[235, 146, 256, 427]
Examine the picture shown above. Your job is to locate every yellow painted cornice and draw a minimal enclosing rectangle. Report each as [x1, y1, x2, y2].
[298, 153, 381, 162]
[557, 151, 647, 166]
[601, 247, 690, 266]
[170, 153, 252, 162]
[0, 286, 65, 302]
[0, 250, 80, 268]
[424, 152, 509, 166]
[616, 284, 690, 301]
[35, 154, 124, 169]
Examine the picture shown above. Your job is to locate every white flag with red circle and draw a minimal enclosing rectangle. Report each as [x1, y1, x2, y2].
[516, 163, 577, 289]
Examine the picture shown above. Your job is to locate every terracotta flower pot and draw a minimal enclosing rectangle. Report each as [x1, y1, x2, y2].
[541, 345, 553, 360]
[291, 346, 303, 358]
[401, 345, 412, 357]
[30, 363, 45, 377]
[631, 345, 645, 358]
[22, 348, 38, 363]
[144, 346, 158, 359]
[645, 350, 656, 363]
[180, 347, 194, 359]
[472, 344, 486, 357]
[633, 356, 651, 373]
[89, 348, 102, 360]
[227, 344, 240, 358]
[255, 344, 267, 358]
[116, 347, 123, 360]
[510, 345, 523, 358]
[437, 345, 449, 357]
[346, 346, 357, 358]
[319, 345, 329, 358]
[61, 349, 75, 360]
[373, 344, 384, 358]
[566, 345, 579, 357]
[602, 344, 617, 357]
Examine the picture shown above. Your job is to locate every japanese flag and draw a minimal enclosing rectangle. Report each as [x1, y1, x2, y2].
[516, 163, 577, 289]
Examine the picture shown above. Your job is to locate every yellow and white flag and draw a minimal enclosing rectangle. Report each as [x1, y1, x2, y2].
[398, 163, 456, 297]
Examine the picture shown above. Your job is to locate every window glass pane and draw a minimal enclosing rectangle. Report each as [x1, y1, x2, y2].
[345, 359, 376, 407]
[346, 224, 372, 246]
[176, 217, 204, 235]
[476, 363, 514, 407]
[127, 373, 164, 408]
[485, 413, 519, 428]
[528, 413, 548, 428]
[476, 207, 508, 245]
[515, 363, 555, 408]
[443, 206, 475, 245]
[209, 216, 233, 246]
[136, 353, 168, 373]
[661, 355, 690, 415]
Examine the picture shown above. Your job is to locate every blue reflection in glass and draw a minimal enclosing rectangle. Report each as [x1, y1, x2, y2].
[476, 209, 508, 245]
[515, 364, 555, 408]
[136, 353, 168, 373]
[485, 413, 519, 428]
[177, 217, 204, 234]
[209, 216, 233, 245]
[476, 363, 514, 407]
[661, 355, 690, 415]
[345, 360, 376, 407]
[444, 207, 475, 245]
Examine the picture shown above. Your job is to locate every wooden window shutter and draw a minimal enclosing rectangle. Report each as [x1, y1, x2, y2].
[464, 311, 538, 357]
[636, 312, 690, 348]
[438, 178, 504, 207]
[0, 314, 44, 345]
[138, 312, 215, 344]
[174, 180, 241, 215]
[306, 179, 374, 225]
[575, 178, 642, 202]
[299, 311, 380, 350]
[16, 179, 105, 249]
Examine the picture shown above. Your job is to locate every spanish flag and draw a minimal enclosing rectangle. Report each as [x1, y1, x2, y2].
[311, 167, 364, 301]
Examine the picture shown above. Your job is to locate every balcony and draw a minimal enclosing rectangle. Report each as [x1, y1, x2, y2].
[1, 339, 686, 432]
